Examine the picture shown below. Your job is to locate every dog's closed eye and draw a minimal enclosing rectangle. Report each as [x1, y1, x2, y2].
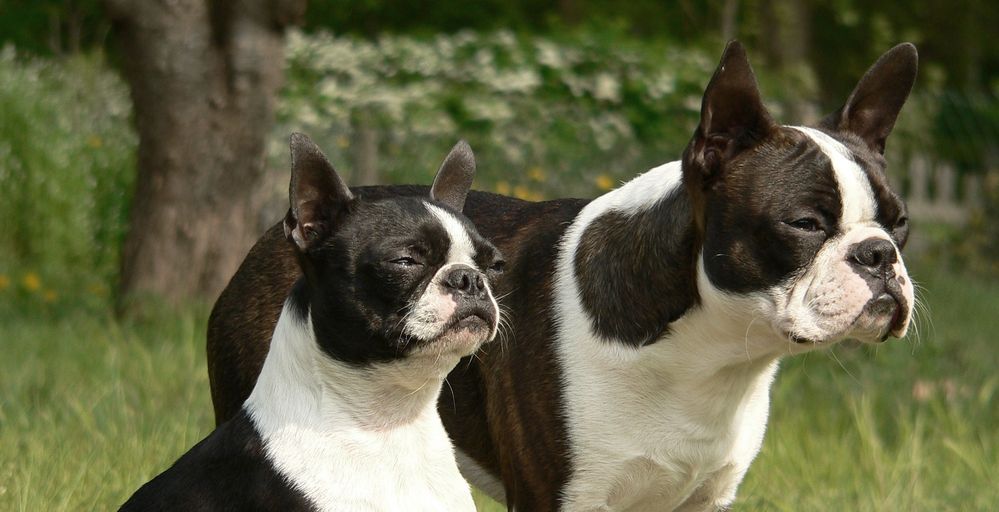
[391, 257, 421, 267]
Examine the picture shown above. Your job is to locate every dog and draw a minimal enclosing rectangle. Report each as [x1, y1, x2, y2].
[121, 134, 503, 511]
[206, 42, 918, 511]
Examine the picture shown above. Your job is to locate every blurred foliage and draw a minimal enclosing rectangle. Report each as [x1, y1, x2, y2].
[966, 173, 999, 277]
[272, 29, 716, 199]
[932, 92, 999, 172]
[924, 172, 999, 279]
[0, 0, 107, 55]
[0, 47, 136, 304]
[1, 0, 997, 96]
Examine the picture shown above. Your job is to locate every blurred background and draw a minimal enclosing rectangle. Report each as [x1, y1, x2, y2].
[0, 1, 996, 511]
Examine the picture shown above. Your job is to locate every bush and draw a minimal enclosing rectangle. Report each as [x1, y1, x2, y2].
[272, 30, 717, 200]
[0, 47, 136, 309]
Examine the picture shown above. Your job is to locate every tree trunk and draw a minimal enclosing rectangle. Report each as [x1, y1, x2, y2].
[104, 0, 306, 309]
[721, 0, 739, 43]
[759, 0, 816, 123]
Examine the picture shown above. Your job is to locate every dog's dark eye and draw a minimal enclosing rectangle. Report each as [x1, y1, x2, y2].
[390, 257, 420, 267]
[891, 216, 909, 247]
[488, 259, 506, 274]
[787, 218, 822, 232]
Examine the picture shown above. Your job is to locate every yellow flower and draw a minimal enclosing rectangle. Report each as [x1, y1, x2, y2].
[336, 135, 350, 149]
[86, 135, 103, 148]
[0, 274, 9, 291]
[513, 185, 545, 201]
[527, 166, 547, 182]
[43, 290, 57, 303]
[595, 174, 616, 191]
[22, 272, 41, 292]
[495, 181, 511, 195]
[88, 283, 108, 297]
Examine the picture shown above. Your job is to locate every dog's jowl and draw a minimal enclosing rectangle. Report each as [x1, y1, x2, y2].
[207, 42, 919, 511]
[121, 135, 503, 511]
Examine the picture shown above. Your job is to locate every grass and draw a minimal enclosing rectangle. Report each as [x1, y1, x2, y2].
[1, 262, 996, 511]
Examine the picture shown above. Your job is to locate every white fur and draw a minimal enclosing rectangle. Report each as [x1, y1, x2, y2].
[427, 203, 476, 266]
[245, 306, 476, 512]
[554, 162, 779, 511]
[455, 447, 507, 504]
[781, 127, 915, 341]
[402, 265, 461, 343]
[403, 202, 501, 343]
[792, 126, 876, 224]
[242, 203, 502, 512]
[551, 144, 913, 510]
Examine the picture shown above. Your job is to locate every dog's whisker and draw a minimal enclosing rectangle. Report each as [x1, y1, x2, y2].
[743, 316, 761, 362]
[442, 376, 457, 412]
[826, 346, 859, 384]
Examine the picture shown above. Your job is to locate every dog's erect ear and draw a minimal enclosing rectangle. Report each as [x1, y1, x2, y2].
[430, 140, 475, 212]
[819, 43, 918, 155]
[283, 132, 353, 252]
[685, 40, 776, 182]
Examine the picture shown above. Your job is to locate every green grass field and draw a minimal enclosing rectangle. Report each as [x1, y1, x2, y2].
[1, 261, 996, 511]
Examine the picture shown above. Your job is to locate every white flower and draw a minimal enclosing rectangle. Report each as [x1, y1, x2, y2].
[592, 73, 620, 103]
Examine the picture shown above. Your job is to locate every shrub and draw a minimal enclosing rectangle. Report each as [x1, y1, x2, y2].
[0, 47, 136, 307]
[271, 30, 718, 200]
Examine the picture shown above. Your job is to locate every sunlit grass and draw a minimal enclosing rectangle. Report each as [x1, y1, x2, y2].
[0, 309, 211, 511]
[1, 262, 995, 510]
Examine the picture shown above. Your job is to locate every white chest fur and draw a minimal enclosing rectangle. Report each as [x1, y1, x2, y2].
[553, 162, 781, 511]
[244, 308, 475, 512]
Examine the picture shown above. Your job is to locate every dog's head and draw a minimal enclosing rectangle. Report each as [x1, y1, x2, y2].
[682, 42, 917, 348]
[282, 134, 503, 367]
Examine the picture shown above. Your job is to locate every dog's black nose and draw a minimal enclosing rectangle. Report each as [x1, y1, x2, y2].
[847, 237, 898, 275]
[444, 266, 487, 299]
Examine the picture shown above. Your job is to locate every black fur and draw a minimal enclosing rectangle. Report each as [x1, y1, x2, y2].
[126, 136, 502, 510]
[574, 187, 697, 347]
[294, 196, 500, 366]
[119, 410, 317, 512]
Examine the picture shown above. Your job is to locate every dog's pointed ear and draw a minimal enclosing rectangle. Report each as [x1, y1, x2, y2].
[819, 43, 918, 155]
[283, 132, 353, 252]
[430, 140, 475, 212]
[685, 40, 776, 181]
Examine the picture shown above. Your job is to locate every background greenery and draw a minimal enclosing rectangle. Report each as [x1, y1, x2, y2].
[1, 1, 997, 510]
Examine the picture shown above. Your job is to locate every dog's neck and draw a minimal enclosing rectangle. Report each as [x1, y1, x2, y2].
[245, 301, 445, 435]
[557, 160, 788, 425]
[554, 161, 785, 509]
[243, 299, 473, 510]
[564, 160, 793, 366]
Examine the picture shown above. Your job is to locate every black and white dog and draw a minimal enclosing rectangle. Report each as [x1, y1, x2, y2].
[207, 42, 918, 511]
[122, 134, 503, 511]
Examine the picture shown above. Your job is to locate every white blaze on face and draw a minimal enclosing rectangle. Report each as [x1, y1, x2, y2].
[427, 204, 477, 267]
[773, 127, 914, 343]
[401, 203, 500, 351]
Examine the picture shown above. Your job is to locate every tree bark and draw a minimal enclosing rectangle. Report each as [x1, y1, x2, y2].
[759, 0, 816, 123]
[721, 0, 739, 43]
[104, 0, 305, 309]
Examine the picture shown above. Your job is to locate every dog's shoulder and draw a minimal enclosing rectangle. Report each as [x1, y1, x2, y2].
[120, 411, 317, 512]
